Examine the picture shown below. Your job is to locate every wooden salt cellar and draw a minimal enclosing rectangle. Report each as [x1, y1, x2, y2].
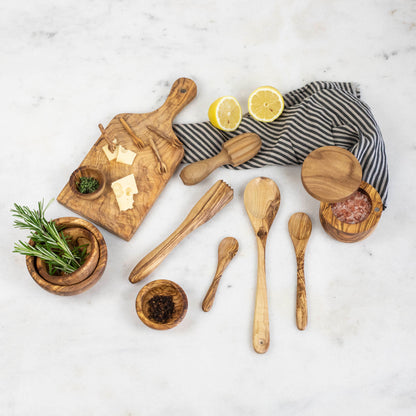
[301, 146, 383, 243]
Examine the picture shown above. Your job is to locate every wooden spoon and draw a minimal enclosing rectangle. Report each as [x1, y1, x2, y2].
[288, 213, 312, 331]
[129, 180, 233, 283]
[180, 133, 261, 185]
[244, 177, 280, 354]
[202, 237, 239, 312]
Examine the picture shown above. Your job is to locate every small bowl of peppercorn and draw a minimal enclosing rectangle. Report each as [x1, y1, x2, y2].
[136, 279, 188, 330]
[69, 166, 106, 200]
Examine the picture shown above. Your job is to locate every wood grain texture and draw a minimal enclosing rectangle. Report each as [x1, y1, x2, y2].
[129, 180, 234, 283]
[301, 146, 362, 203]
[57, 78, 197, 241]
[26, 217, 107, 296]
[202, 237, 239, 312]
[180, 133, 261, 185]
[288, 212, 312, 331]
[319, 181, 383, 242]
[136, 279, 188, 330]
[244, 177, 280, 354]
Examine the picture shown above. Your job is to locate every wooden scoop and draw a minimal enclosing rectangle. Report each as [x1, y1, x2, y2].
[129, 180, 234, 283]
[202, 237, 239, 312]
[244, 177, 280, 354]
[288, 213, 312, 331]
[180, 133, 261, 185]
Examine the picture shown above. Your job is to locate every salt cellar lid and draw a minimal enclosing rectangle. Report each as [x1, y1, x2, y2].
[301, 146, 362, 203]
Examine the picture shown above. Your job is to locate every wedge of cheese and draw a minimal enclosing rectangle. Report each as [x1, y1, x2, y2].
[111, 174, 139, 211]
[116, 145, 137, 165]
[102, 139, 119, 161]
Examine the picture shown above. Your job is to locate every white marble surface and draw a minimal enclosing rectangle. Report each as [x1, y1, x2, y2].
[1, 1, 416, 414]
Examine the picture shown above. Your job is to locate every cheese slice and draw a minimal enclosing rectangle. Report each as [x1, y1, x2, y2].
[111, 174, 139, 211]
[116, 145, 137, 165]
[102, 144, 118, 161]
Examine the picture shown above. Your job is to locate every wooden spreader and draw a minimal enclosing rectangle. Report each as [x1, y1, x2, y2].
[58, 78, 197, 241]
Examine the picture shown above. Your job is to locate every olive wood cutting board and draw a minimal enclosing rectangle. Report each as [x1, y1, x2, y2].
[57, 78, 197, 241]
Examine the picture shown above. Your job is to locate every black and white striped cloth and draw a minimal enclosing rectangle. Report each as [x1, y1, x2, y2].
[173, 81, 389, 207]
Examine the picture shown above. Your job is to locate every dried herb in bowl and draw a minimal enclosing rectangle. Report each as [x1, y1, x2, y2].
[76, 176, 100, 194]
[12, 200, 88, 275]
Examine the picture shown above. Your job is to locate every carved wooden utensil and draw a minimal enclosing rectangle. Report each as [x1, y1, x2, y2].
[288, 212, 312, 331]
[202, 237, 239, 312]
[129, 180, 234, 283]
[180, 133, 261, 185]
[244, 177, 280, 354]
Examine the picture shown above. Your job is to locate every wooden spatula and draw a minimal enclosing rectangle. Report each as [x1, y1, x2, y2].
[180, 133, 261, 185]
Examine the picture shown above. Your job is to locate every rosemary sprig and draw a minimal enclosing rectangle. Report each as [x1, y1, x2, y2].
[12, 200, 87, 274]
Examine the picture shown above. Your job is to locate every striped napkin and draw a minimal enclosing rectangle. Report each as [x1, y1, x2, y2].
[173, 81, 389, 207]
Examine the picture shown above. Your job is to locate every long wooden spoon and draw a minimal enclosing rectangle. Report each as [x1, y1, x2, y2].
[288, 212, 312, 331]
[244, 177, 280, 354]
[129, 180, 233, 283]
[202, 237, 239, 312]
[180, 133, 261, 185]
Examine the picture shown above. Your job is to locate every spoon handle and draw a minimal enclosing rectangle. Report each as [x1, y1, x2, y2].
[253, 239, 269, 354]
[180, 150, 230, 185]
[296, 249, 308, 330]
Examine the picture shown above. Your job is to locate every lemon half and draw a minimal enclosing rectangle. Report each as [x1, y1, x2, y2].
[248, 86, 284, 122]
[208, 96, 242, 131]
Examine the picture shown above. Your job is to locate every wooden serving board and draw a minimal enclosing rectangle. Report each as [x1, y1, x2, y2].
[57, 78, 197, 241]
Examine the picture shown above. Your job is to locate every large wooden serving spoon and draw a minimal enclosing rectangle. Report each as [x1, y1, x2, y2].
[244, 177, 280, 354]
[288, 212, 312, 331]
[180, 133, 261, 185]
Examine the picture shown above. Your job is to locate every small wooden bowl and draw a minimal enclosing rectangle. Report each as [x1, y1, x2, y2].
[69, 166, 106, 200]
[136, 279, 188, 330]
[319, 181, 383, 243]
[35, 227, 99, 285]
[26, 217, 107, 296]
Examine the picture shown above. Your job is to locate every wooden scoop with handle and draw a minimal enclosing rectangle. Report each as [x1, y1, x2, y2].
[288, 212, 312, 330]
[180, 133, 261, 185]
[202, 237, 239, 312]
[244, 177, 280, 354]
[129, 180, 233, 283]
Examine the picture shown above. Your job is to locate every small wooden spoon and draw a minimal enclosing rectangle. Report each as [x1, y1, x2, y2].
[202, 237, 239, 312]
[244, 177, 280, 354]
[180, 133, 261, 185]
[288, 212, 312, 331]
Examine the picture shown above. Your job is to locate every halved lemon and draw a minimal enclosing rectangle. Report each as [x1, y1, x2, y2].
[248, 86, 284, 122]
[208, 96, 242, 131]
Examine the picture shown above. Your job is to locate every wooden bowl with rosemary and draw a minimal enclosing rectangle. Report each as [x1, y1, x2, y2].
[69, 166, 106, 200]
[35, 227, 99, 285]
[136, 279, 188, 330]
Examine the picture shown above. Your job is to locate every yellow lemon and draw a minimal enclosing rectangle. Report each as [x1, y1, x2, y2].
[248, 86, 284, 122]
[208, 96, 242, 131]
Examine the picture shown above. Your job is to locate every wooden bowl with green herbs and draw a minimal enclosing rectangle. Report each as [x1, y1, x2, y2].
[35, 226, 99, 286]
[26, 217, 107, 296]
[136, 279, 188, 330]
[69, 166, 106, 200]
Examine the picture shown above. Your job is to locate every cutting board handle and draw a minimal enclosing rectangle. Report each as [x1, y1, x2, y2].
[157, 78, 197, 123]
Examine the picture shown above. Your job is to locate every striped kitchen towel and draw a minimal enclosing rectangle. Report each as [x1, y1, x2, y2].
[173, 81, 389, 207]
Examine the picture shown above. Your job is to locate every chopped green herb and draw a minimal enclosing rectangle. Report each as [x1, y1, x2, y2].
[11, 199, 88, 275]
[76, 176, 100, 194]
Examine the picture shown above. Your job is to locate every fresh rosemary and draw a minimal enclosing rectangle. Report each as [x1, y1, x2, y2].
[12, 200, 87, 275]
[76, 176, 99, 194]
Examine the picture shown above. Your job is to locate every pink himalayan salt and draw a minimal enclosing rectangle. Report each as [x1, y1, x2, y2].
[331, 190, 372, 224]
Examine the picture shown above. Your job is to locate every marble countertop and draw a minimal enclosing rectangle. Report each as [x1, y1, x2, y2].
[1, 1, 416, 415]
